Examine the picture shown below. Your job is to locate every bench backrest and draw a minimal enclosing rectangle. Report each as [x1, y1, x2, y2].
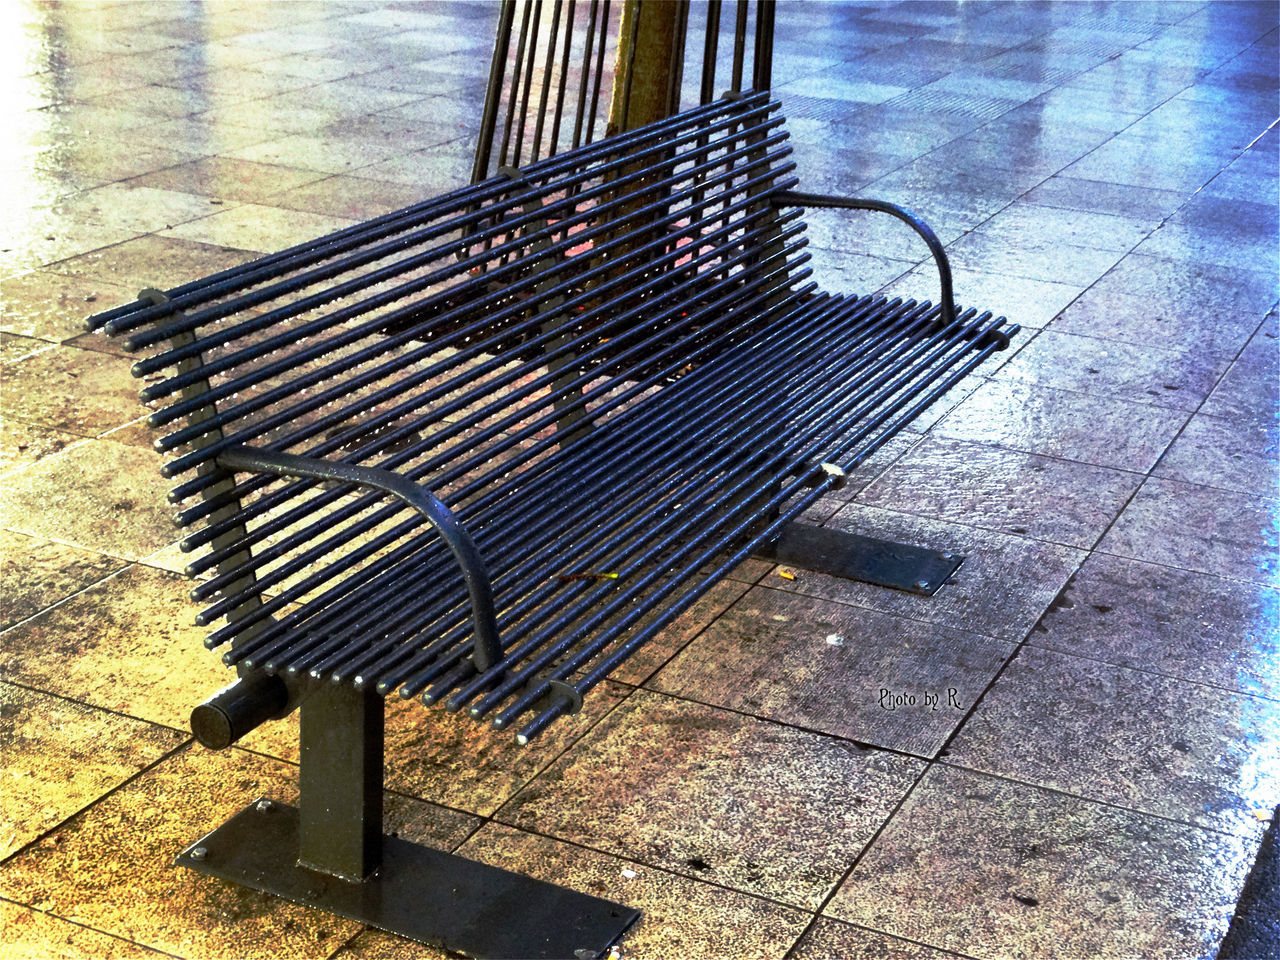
[91, 93, 810, 687]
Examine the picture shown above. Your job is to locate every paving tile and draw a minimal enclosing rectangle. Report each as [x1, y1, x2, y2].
[1019, 175, 1188, 222]
[158, 203, 359, 254]
[0, 529, 125, 630]
[609, 578, 752, 686]
[1153, 412, 1278, 497]
[859, 436, 1142, 549]
[496, 690, 924, 909]
[451, 824, 810, 960]
[127, 156, 330, 204]
[0, 745, 477, 960]
[51, 234, 259, 292]
[879, 268, 1085, 333]
[0, 440, 178, 562]
[651, 585, 1012, 757]
[946, 645, 1280, 837]
[1135, 220, 1279, 274]
[1170, 194, 1279, 236]
[1104, 475, 1279, 585]
[383, 682, 630, 818]
[1201, 320, 1279, 429]
[0, 683, 186, 858]
[827, 764, 1255, 960]
[225, 133, 414, 176]
[776, 503, 1085, 643]
[263, 174, 426, 220]
[1089, 253, 1279, 320]
[790, 917, 965, 960]
[0, 333, 54, 364]
[40, 183, 234, 235]
[995, 328, 1231, 411]
[0, 224, 137, 279]
[0, 564, 232, 730]
[943, 231, 1126, 288]
[933, 378, 1187, 472]
[1050, 287, 1259, 362]
[0, 901, 169, 960]
[352, 145, 475, 192]
[0, 418, 90, 481]
[974, 202, 1156, 253]
[0, 345, 143, 437]
[1029, 552, 1280, 700]
[0, 270, 134, 343]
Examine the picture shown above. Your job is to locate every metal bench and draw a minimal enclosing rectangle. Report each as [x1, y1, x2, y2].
[87, 92, 1017, 959]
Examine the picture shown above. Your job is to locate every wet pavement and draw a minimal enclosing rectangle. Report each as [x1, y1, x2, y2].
[1, 1, 1277, 958]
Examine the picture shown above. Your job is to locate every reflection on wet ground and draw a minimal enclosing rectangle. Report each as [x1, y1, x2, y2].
[1, 1, 1277, 957]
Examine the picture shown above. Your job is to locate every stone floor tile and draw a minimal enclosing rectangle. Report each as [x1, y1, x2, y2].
[1201, 321, 1279, 430]
[1029, 552, 1280, 700]
[1099, 476, 1278, 585]
[0, 345, 144, 438]
[0, 224, 137, 279]
[1134, 220, 1279, 274]
[51, 234, 260, 293]
[776, 503, 1085, 643]
[944, 231, 1127, 288]
[40, 184, 234, 235]
[382, 682, 629, 818]
[859, 436, 1142, 549]
[0, 745, 477, 960]
[0, 271, 134, 343]
[826, 764, 1255, 960]
[0, 529, 124, 630]
[352, 145, 475, 191]
[0, 901, 169, 960]
[946, 645, 1280, 837]
[1170, 194, 1279, 236]
[1153, 413, 1278, 497]
[0, 419, 89, 480]
[790, 917, 965, 960]
[0, 333, 54, 365]
[127, 156, 330, 205]
[1202, 167, 1280, 206]
[610, 578, 751, 686]
[1019, 175, 1188, 222]
[496, 690, 925, 909]
[880, 268, 1085, 333]
[933, 378, 1186, 472]
[1087, 253, 1279, 320]
[1060, 146, 1226, 193]
[0, 440, 178, 562]
[0, 683, 186, 858]
[264, 174, 427, 219]
[0, 564, 240, 732]
[975, 202, 1157, 253]
[225, 133, 414, 176]
[158, 203, 359, 255]
[651, 585, 1012, 757]
[995, 328, 1231, 411]
[1050, 287, 1259, 362]
[452, 824, 810, 960]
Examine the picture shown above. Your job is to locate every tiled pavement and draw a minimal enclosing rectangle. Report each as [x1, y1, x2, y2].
[1, 1, 1277, 958]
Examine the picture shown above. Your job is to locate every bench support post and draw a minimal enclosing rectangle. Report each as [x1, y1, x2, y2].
[175, 682, 640, 958]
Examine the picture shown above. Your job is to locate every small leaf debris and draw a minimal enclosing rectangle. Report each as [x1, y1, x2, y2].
[557, 571, 620, 582]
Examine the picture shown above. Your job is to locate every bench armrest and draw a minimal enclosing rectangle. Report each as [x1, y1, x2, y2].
[215, 445, 502, 672]
[771, 189, 956, 329]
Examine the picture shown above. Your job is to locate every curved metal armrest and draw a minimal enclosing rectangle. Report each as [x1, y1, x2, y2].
[215, 445, 502, 672]
[772, 189, 956, 328]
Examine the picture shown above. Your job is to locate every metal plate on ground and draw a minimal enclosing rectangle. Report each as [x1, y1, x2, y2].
[753, 522, 964, 596]
[177, 798, 639, 960]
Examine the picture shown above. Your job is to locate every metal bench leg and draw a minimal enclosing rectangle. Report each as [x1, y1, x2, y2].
[175, 683, 639, 959]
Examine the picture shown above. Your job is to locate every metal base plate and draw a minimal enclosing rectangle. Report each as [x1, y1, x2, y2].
[753, 522, 963, 596]
[177, 798, 639, 960]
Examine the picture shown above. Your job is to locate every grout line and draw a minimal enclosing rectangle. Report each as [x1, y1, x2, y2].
[0, 895, 185, 960]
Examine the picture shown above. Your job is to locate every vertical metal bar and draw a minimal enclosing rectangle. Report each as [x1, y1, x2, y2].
[550, 0, 576, 158]
[753, 0, 775, 91]
[616, 0, 643, 132]
[531, 0, 564, 163]
[512, 0, 545, 166]
[572, 0, 600, 149]
[472, 0, 518, 183]
[700, 0, 721, 104]
[297, 684, 383, 882]
[499, 0, 535, 169]
[585, 0, 610, 144]
[730, 0, 747, 93]
[668, 0, 690, 116]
